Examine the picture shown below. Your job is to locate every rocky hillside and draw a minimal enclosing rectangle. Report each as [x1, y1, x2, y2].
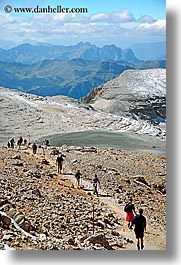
[81, 68, 166, 124]
[0, 143, 166, 250]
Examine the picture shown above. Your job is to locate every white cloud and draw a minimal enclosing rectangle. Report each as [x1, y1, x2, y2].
[137, 15, 156, 24]
[89, 9, 135, 23]
[138, 19, 166, 31]
[0, 11, 165, 48]
[54, 13, 88, 23]
[89, 12, 109, 22]
[110, 9, 135, 23]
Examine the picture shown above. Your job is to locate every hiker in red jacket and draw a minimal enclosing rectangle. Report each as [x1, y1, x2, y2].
[124, 198, 136, 229]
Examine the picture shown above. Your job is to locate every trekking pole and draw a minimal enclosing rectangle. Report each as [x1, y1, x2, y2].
[92, 203, 95, 235]
[42, 146, 45, 158]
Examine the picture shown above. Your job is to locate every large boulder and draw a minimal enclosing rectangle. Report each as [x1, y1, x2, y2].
[84, 234, 113, 250]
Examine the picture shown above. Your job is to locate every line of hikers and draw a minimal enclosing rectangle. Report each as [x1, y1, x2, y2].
[56, 154, 146, 251]
[7, 142, 147, 250]
[71, 166, 147, 250]
[56, 155, 146, 251]
[7, 137, 37, 154]
[74, 170, 100, 196]
[7, 136, 51, 155]
[56, 155, 101, 197]
[7, 137, 28, 149]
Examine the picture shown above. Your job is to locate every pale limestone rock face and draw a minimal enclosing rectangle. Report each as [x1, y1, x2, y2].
[82, 69, 166, 120]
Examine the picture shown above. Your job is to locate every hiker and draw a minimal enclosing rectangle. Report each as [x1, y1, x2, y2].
[17, 136, 23, 149]
[75, 170, 82, 188]
[24, 138, 27, 145]
[19, 136, 23, 145]
[124, 198, 136, 229]
[10, 138, 15, 148]
[92, 174, 100, 196]
[56, 154, 64, 174]
[32, 143, 37, 154]
[44, 139, 49, 146]
[132, 208, 147, 250]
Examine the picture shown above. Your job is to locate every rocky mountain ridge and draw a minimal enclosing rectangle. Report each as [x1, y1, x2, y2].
[0, 68, 166, 155]
[0, 42, 139, 65]
[0, 59, 132, 98]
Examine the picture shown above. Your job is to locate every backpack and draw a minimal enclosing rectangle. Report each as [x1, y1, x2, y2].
[124, 203, 132, 213]
[75, 172, 81, 179]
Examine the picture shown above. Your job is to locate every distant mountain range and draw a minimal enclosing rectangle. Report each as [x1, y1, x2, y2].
[0, 42, 166, 99]
[0, 59, 133, 98]
[0, 42, 139, 65]
[0, 41, 166, 61]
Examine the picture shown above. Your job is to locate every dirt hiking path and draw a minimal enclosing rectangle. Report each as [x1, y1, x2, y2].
[60, 172, 166, 250]
[15, 146, 166, 251]
[39, 148, 166, 251]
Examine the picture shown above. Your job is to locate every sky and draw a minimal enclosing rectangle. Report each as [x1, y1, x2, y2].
[0, 0, 166, 49]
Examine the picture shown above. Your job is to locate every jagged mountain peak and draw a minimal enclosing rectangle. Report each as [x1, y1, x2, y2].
[0, 42, 139, 64]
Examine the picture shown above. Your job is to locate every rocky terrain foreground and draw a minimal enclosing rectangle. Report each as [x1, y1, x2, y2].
[0, 143, 166, 250]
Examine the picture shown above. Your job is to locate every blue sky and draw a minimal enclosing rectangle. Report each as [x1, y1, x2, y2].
[0, 0, 166, 48]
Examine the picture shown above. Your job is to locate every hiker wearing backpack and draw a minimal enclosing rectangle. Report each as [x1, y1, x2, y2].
[10, 138, 15, 148]
[56, 154, 65, 174]
[32, 143, 37, 154]
[132, 208, 147, 250]
[75, 170, 82, 188]
[92, 174, 100, 196]
[124, 198, 136, 229]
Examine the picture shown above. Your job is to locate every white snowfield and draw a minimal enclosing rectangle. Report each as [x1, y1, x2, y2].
[0, 93, 165, 147]
[0, 68, 166, 145]
[90, 69, 166, 111]
[119, 69, 166, 97]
